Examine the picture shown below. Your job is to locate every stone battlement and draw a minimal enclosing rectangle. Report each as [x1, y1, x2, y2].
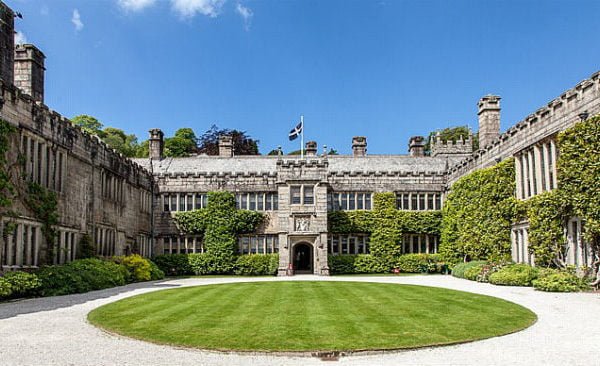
[430, 132, 473, 158]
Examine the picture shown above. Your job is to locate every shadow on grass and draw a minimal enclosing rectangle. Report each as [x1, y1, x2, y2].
[0, 280, 181, 320]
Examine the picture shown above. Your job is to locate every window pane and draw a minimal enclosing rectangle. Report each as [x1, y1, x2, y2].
[291, 186, 301, 204]
[411, 194, 417, 210]
[365, 194, 371, 210]
[273, 194, 278, 210]
[341, 193, 348, 210]
[427, 193, 434, 210]
[249, 193, 256, 210]
[348, 193, 356, 210]
[163, 195, 170, 211]
[419, 194, 425, 211]
[170, 195, 177, 211]
[241, 194, 248, 209]
[303, 186, 314, 205]
[435, 194, 441, 210]
[341, 236, 348, 254]
[257, 193, 264, 211]
[195, 194, 202, 209]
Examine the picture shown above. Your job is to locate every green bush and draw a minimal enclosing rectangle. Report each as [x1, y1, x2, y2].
[488, 264, 539, 286]
[188, 253, 212, 275]
[463, 264, 485, 281]
[0, 277, 12, 298]
[112, 255, 152, 282]
[233, 254, 279, 276]
[148, 260, 165, 280]
[328, 255, 359, 274]
[451, 261, 487, 279]
[1, 271, 41, 297]
[395, 254, 444, 273]
[354, 254, 388, 273]
[36, 258, 128, 296]
[533, 271, 590, 292]
[152, 254, 193, 276]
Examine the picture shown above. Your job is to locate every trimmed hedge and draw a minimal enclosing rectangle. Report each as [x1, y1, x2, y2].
[488, 264, 539, 286]
[395, 254, 445, 273]
[234, 254, 279, 276]
[36, 258, 128, 297]
[451, 261, 487, 279]
[533, 270, 590, 292]
[328, 254, 447, 275]
[153, 254, 193, 276]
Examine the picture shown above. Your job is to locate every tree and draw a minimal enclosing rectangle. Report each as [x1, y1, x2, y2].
[72, 115, 105, 137]
[197, 125, 259, 156]
[164, 128, 199, 157]
[103, 127, 141, 158]
[425, 126, 479, 155]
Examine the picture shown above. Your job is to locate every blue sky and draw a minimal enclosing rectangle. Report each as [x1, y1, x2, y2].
[7, 0, 600, 154]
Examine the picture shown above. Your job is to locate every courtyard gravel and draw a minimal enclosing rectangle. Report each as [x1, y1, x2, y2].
[0, 275, 598, 366]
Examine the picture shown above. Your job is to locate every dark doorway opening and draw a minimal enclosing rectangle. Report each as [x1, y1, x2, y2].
[293, 243, 312, 273]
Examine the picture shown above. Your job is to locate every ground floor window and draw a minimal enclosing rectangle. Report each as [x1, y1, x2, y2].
[137, 234, 152, 257]
[55, 229, 79, 265]
[566, 218, 592, 268]
[94, 227, 116, 257]
[327, 234, 370, 255]
[511, 225, 533, 265]
[163, 236, 203, 255]
[1, 219, 42, 268]
[402, 234, 439, 254]
[238, 235, 279, 254]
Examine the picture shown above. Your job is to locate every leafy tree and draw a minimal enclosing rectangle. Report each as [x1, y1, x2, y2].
[197, 125, 259, 156]
[103, 127, 141, 158]
[72, 115, 105, 137]
[164, 128, 198, 157]
[425, 126, 479, 154]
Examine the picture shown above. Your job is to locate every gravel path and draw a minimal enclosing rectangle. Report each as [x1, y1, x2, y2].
[0, 275, 599, 366]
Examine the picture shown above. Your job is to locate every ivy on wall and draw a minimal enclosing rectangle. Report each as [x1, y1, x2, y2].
[328, 192, 443, 267]
[0, 119, 16, 210]
[524, 191, 567, 267]
[173, 191, 264, 273]
[439, 158, 517, 263]
[24, 182, 58, 264]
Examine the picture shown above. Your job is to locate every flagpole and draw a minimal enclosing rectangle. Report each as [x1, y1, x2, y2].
[300, 114, 304, 160]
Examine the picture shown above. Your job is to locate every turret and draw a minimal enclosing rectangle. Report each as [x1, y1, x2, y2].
[14, 44, 46, 102]
[478, 95, 501, 148]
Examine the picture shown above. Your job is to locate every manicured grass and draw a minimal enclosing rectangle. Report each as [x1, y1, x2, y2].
[88, 281, 536, 352]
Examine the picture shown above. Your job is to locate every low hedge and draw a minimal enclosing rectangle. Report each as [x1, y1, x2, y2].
[234, 254, 279, 276]
[328, 254, 447, 275]
[488, 264, 539, 286]
[111, 254, 164, 282]
[0, 277, 12, 298]
[152, 254, 193, 276]
[2, 271, 41, 297]
[394, 254, 445, 273]
[533, 270, 590, 292]
[451, 261, 487, 279]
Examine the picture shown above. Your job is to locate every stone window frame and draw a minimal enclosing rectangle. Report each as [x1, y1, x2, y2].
[402, 234, 439, 254]
[162, 235, 203, 255]
[511, 222, 534, 265]
[94, 226, 116, 257]
[327, 234, 370, 255]
[55, 228, 79, 265]
[395, 192, 442, 211]
[327, 192, 373, 211]
[238, 234, 279, 255]
[20, 131, 66, 193]
[0, 218, 43, 269]
[289, 185, 315, 206]
[235, 192, 278, 211]
[515, 138, 558, 200]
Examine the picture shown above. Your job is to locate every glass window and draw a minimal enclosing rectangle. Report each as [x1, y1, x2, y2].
[249, 193, 257, 211]
[332, 236, 339, 254]
[402, 194, 409, 210]
[357, 193, 364, 210]
[419, 194, 426, 211]
[273, 236, 279, 253]
[163, 195, 170, 211]
[427, 193, 434, 210]
[365, 194, 372, 210]
[257, 193, 264, 211]
[303, 186, 314, 205]
[341, 236, 348, 254]
[291, 186, 301, 204]
[435, 194, 441, 210]
[258, 236, 265, 254]
[341, 193, 348, 210]
[349, 237, 356, 254]
[170, 195, 177, 211]
[250, 236, 258, 254]
[411, 194, 417, 210]
[195, 194, 203, 209]
[241, 194, 248, 210]
[180, 195, 186, 211]
[348, 193, 355, 210]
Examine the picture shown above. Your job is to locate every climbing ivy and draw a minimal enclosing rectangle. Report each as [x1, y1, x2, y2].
[24, 182, 58, 264]
[173, 191, 264, 273]
[328, 192, 442, 268]
[440, 158, 517, 263]
[0, 119, 16, 210]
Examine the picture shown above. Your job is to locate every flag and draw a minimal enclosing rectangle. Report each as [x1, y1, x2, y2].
[288, 121, 303, 141]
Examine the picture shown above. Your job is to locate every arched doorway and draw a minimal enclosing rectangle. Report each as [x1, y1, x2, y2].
[293, 243, 312, 273]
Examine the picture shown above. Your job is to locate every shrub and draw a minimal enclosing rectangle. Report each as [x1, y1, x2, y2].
[463, 264, 485, 281]
[112, 255, 152, 282]
[328, 255, 358, 274]
[451, 260, 487, 279]
[0, 277, 12, 299]
[148, 260, 165, 280]
[488, 264, 539, 286]
[394, 254, 445, 273]
[152, 254, 193, 276]
[1, 271, 41, 297]
[188, 253, 211, 275]
[233, 254, 279, 276]
[533, 271, 590, 292]
[36, 258, 127, 296]
[354, 254, 387, 273]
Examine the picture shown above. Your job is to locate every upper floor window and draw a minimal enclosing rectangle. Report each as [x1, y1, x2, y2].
[236, 192, 278, 211]
[516, 139, 558, 200]
[290, 185, 313, 205]
[162, 193, 208, 212]
[328, 192, 372, 211]
[396, 192, 442, 211]
[21, 133, 66, 193]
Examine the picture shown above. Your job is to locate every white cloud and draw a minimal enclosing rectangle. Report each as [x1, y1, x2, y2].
[14, 31, 27, 45]
[170, 0, 226, 19]
[71, 9, 84, 31]
[117, 0, 157, 12]
[236, 3, 253, 30]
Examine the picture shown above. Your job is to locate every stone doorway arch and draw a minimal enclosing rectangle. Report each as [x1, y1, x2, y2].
[293, 242, 313, 273]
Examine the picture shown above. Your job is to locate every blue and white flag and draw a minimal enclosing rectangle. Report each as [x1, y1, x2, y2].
[288, 121, 303, 141]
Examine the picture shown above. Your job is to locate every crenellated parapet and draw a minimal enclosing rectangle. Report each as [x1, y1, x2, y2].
[430, 132, 473, 158]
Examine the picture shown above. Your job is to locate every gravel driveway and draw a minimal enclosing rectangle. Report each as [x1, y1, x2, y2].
[0, 275, 598, 366]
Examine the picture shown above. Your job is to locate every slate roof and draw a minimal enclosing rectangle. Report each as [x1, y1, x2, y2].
[132, 154, 460, 175]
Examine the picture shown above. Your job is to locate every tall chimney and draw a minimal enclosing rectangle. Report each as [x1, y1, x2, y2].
[0, 2, 15, 84]
[305, 141, 317, 157]
[408, 136, 425, 157]
[14, 44, 45, 102]
[478, 95, 501, 149]
[149, 128, 164, 160]
[352, 136, 367, 157]
[218, 135, 233, 157]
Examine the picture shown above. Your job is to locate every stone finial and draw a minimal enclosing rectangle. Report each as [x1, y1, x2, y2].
[478, 95, 501, 149]
[352, 136, 367, 157]
[408, 136, 425, 157]
[218, 135, 233, 157]
[305, 141, 317, 157]
[14, 44, 46, 102]
[149, 128, 164, 160]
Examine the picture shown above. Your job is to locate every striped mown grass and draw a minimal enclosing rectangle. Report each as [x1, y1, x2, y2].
[88, 281, 536, 352]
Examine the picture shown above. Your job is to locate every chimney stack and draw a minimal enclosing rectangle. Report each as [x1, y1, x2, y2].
[478, 95, 501, 149]
[218, 135, 233, 157]
[408, 136, 425, 157]
[305, 141, 317, 157]
[352, 136, 367, 157]
[14, 44, 46, 102]
[149, 128, 164, 160]
[0, 2, 15, 85]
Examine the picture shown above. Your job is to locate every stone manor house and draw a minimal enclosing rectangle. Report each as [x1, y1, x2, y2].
[0, 1, 599, 275]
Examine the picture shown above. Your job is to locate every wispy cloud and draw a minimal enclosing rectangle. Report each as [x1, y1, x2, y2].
[117, 0, 157, 12]
[14, 31, 27, 45]
[71, 9, 84, 31]
[170, 0, 226, 19]
[236, 3, 253, 30]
